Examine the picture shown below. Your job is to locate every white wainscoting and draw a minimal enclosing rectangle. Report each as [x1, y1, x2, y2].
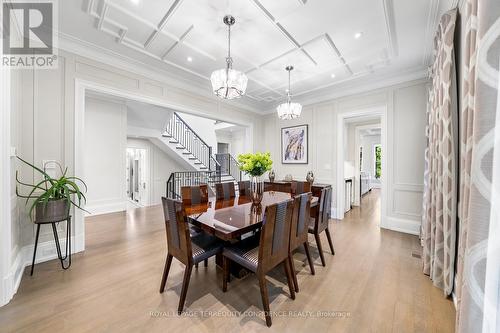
[85, 200, 127, 216]
[384, 216, 421, 235]
[4, 233, 83, 307]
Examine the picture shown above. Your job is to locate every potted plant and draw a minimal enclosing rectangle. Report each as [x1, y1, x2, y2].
[238, 152, 273, 205]
[15, 156, 88, 222]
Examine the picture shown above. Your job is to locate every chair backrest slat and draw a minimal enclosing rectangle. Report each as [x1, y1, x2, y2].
[215, 182, 236, 200]
[161, 197, 192, 265]
[258, 199, 294, 271]
[181, 184, 209, 206]
[290, 192, 312, 251]
[238, 180, 250, 196]
[317, 187, 332, 233]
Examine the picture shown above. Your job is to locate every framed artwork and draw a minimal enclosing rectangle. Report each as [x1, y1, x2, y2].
[281, 124, 308, 164]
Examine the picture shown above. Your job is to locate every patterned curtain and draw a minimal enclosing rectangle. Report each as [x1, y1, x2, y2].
[456, 0, 500, 332]
[422, 8, 458, 296]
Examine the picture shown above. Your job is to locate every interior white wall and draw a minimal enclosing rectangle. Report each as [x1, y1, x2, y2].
[84, 97, 127, 215]
[262, 79, 427, 234]
[216, 129, 246, 157]
[344, 123, 356, 179]
[127, 138, 187, 206]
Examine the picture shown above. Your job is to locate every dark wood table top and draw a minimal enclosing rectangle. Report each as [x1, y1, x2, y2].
[185, 191, 318, 241]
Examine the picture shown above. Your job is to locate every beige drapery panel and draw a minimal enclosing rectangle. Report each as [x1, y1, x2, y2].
[456, 0, 500, 332]
[422, 8, 458, 296]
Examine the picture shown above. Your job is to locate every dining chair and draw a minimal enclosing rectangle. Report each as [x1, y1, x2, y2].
[159, 198, 223, 314]
[222, 199, 296, 327]
[288, 192, 315, 292]
[181, 184, 209, 206]
[238, 180, 250, 196]
[308, 187, 335, 266]
[291, 181, 311, 195]
[215, 182, 236, 200]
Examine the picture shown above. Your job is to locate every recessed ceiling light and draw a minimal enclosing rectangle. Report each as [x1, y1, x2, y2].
[354, 32, 363, 39]
[187, 56, 193, 62]
[130, 0, 140, 5]
[331, 73, 336, 78]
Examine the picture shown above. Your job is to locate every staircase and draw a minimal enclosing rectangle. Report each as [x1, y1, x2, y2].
[164, 112, 242, 198]
[215, 153, 242, 185]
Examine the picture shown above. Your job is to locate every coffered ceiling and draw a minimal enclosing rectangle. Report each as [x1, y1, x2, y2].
[59, 0, 458, 112]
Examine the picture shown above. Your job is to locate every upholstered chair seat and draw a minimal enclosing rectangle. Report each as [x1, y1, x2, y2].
[191, 233, 224, 263]
[222, 236, 260, 271]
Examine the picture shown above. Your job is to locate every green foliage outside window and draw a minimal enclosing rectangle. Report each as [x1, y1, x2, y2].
[375, 145, 382, 179]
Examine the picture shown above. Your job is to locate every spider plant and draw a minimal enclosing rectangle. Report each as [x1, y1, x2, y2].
[15, 156, 89, 221]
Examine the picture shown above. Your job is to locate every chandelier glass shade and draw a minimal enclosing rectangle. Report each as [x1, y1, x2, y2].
[276, 99, 302, 120]
[211, 15, 248, 99]
[210, 59, 248, 99]
[277, 66, 302, 119]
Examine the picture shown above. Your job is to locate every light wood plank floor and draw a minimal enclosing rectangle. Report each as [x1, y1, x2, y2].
[0, 190, 455, 332]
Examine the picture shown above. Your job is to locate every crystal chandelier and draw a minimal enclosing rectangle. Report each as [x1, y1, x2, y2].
[277, 66, 302, 120]
[210, 15, 248, 99]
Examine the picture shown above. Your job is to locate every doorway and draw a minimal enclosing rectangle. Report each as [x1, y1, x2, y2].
[217, 142, 229, 154]
[336, 106, 387, 228]
[126, 147, 148, 207]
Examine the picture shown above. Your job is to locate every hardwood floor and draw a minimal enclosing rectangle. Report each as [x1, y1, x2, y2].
[0, 190, 455, 332]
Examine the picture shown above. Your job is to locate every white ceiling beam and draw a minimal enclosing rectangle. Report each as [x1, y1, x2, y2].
[251, 0, 317, 66]
[161, 25, 193, 60]
[97, 3, 108, 31]
[86, 0, 95, 14]
[118, 29, 127, 44]
[144, 0, 184, 49]
[323, 33, 354, 75]
[382, 0, 399, 58]
[106, 0, 215, 62]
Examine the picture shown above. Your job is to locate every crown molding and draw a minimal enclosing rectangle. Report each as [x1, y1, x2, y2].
[56, 32, 268, 114]
[422, 0, 440, 66]
[262, 66, 428, 113]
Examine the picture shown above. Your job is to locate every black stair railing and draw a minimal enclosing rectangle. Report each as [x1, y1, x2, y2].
[164, 112, 213, 169]
[163, 112, 226, 199]
[166, 171, 220, 199]
[215, 153, 242, 182]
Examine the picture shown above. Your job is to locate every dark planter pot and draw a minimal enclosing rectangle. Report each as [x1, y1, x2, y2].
[35, 199, 70, 223]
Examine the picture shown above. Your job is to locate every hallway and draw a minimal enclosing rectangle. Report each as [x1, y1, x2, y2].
[0, 190, 455, 332]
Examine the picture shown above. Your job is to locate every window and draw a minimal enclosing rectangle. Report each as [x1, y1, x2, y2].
[374, 144, 382, 179]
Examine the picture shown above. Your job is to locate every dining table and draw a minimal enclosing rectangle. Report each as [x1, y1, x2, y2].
[185, 191, 319, 242]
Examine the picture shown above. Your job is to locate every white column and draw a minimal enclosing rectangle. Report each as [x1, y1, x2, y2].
[0, 64, 13, 306]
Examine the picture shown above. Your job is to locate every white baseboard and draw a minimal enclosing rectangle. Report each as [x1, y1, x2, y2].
[85, 200, 126, 216]
[383, 216, 420, 235]
[1, 234, 84, 307]
[331, 207, 338, 219]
